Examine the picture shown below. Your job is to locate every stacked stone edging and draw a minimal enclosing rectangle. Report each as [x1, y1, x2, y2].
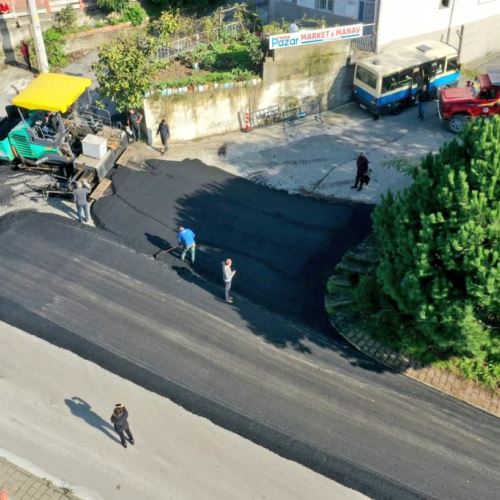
[326, 238, 499, 418]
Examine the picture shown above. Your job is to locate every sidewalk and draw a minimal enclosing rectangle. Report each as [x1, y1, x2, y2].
[0, 456, 77, 500]
[0, 321, 365, 500]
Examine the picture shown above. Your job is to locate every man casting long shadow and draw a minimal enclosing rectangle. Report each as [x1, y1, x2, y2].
[64, 396, 120, 443]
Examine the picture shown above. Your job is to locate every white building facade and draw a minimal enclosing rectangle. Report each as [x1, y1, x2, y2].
[376, 0, 500, 62]
[259, 0, 500, 63]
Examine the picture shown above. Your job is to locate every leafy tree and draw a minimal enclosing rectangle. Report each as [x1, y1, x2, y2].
[43, 27, 67, 68]
[97, 0, 128, 13]
[148, 9, 197, 41]
[121, 4, 148, 26]
[373, 117, 499, 380]
[94, 31, 164, 111]
[55, 5, 77, 33]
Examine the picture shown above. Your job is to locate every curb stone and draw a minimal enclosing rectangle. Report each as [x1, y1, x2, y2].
[325, 238, 500, 419]
[0, 457, 78, 500]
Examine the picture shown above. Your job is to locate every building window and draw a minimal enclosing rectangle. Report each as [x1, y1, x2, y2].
[439, 0, 451, 8]
[315, 0, 334, 11]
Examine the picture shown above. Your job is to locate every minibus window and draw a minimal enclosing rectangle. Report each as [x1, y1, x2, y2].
[382, 73, 398, 93]
[397, 67, 418, 87]
[446, 57, 459, 72]
[421, 58, 446, 78]
[434, 58, 445, 75]
[355, 66, 377, 89]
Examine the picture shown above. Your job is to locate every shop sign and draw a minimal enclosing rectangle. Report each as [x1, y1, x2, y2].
[269, 24, 363, 50]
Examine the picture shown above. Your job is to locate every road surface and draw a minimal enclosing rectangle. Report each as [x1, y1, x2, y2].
[0, 212, 498, 500]
[0, 321, 363, 500]
[93, 159, 373, 328]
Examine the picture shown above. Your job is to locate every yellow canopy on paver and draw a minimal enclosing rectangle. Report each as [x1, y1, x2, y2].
[12, 73, 92, 113]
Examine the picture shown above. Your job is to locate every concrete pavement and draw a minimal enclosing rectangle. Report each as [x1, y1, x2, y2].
[0, 212, 499, 500]
[156, 102, 451, 204]
[0, 455, 77, 500]
[0, 321, 362, 500]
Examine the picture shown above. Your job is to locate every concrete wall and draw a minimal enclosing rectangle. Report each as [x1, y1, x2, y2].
[144, 82, 263, 144]
[0, 0, 100, 64]
[143, 40, 353, 145]
[261, 39, 353, 112]
[377, 13, 500, 64]
[0, 13, 54, 64]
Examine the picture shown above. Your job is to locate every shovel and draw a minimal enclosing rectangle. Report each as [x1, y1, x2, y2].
[154, 246, 178, 259]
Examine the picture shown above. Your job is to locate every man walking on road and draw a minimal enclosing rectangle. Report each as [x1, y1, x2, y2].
[110, 403, 134, 448]
[177, 225, 196, 264]
[156, 118, 170, 155]
[351, 153, 370, 192]
[128, 109, 143, 142]
[73, 181, 90, 223]
[222, 258, 236, 304]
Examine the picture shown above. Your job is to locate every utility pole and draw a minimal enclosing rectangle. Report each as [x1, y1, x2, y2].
[26, 0, 49, 73]
[446, 0, 457, 45]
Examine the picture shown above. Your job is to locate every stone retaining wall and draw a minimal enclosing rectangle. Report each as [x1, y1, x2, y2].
[325, 238, 500, 418]
[143, 40, 354, 145]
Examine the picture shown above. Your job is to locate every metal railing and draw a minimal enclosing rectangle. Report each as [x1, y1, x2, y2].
[350, 33, 375, 53]
[350, 23, 376, 53]
[157, 22, 241, 60]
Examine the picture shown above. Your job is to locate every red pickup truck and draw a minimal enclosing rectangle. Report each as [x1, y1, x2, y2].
[438, 74, 500, 133]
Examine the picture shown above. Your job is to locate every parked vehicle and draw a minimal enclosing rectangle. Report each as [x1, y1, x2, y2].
[437, 73, 500, 133]
[353, 40, 460, 116]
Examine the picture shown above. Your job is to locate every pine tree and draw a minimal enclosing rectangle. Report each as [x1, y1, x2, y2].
[373, 116, 499, 368]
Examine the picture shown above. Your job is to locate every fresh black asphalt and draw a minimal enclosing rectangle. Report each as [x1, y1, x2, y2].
[1, 211, 499, 500]
[92, 159, 373, 328]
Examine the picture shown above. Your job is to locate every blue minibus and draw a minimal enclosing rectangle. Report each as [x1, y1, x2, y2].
[353, 40, 460, 116]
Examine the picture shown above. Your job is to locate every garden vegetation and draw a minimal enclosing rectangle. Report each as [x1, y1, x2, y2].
[94, 4, 266, 111]
[355, 116, 499, 388]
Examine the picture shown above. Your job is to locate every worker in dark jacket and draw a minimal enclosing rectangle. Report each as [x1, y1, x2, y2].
[156, 118, 170, 155]
[110, 403, 134, 448]
[73, 181, 90, 223]
[351, 153, 370, 192]
[416, 84, 430, 121]
[128, 109, 143, 141]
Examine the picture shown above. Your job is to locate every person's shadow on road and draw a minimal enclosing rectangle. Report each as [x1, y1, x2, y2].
[64, 396, 120, 443]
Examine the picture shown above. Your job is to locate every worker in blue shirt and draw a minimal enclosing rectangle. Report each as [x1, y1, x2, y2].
[177, 225, 196, 264]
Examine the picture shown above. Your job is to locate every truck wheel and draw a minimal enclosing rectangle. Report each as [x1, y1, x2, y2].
[448, 114, 468, 133]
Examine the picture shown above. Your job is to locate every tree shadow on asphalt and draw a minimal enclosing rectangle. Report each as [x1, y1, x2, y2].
[95, 160, 391, 373]
[167, 175, 388, 372]
[64, 397, 120, 444]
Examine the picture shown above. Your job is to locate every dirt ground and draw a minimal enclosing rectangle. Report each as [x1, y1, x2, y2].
[155, 59, 211, 83]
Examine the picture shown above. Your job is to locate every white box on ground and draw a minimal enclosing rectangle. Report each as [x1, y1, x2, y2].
[82, 134, 107, 160]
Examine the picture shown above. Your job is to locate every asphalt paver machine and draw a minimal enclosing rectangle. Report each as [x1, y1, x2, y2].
[0, 73, 128, 198]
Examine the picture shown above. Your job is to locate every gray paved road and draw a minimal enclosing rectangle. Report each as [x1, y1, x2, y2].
[0, 212, 498, 500]
[93, 159, 373, 328]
